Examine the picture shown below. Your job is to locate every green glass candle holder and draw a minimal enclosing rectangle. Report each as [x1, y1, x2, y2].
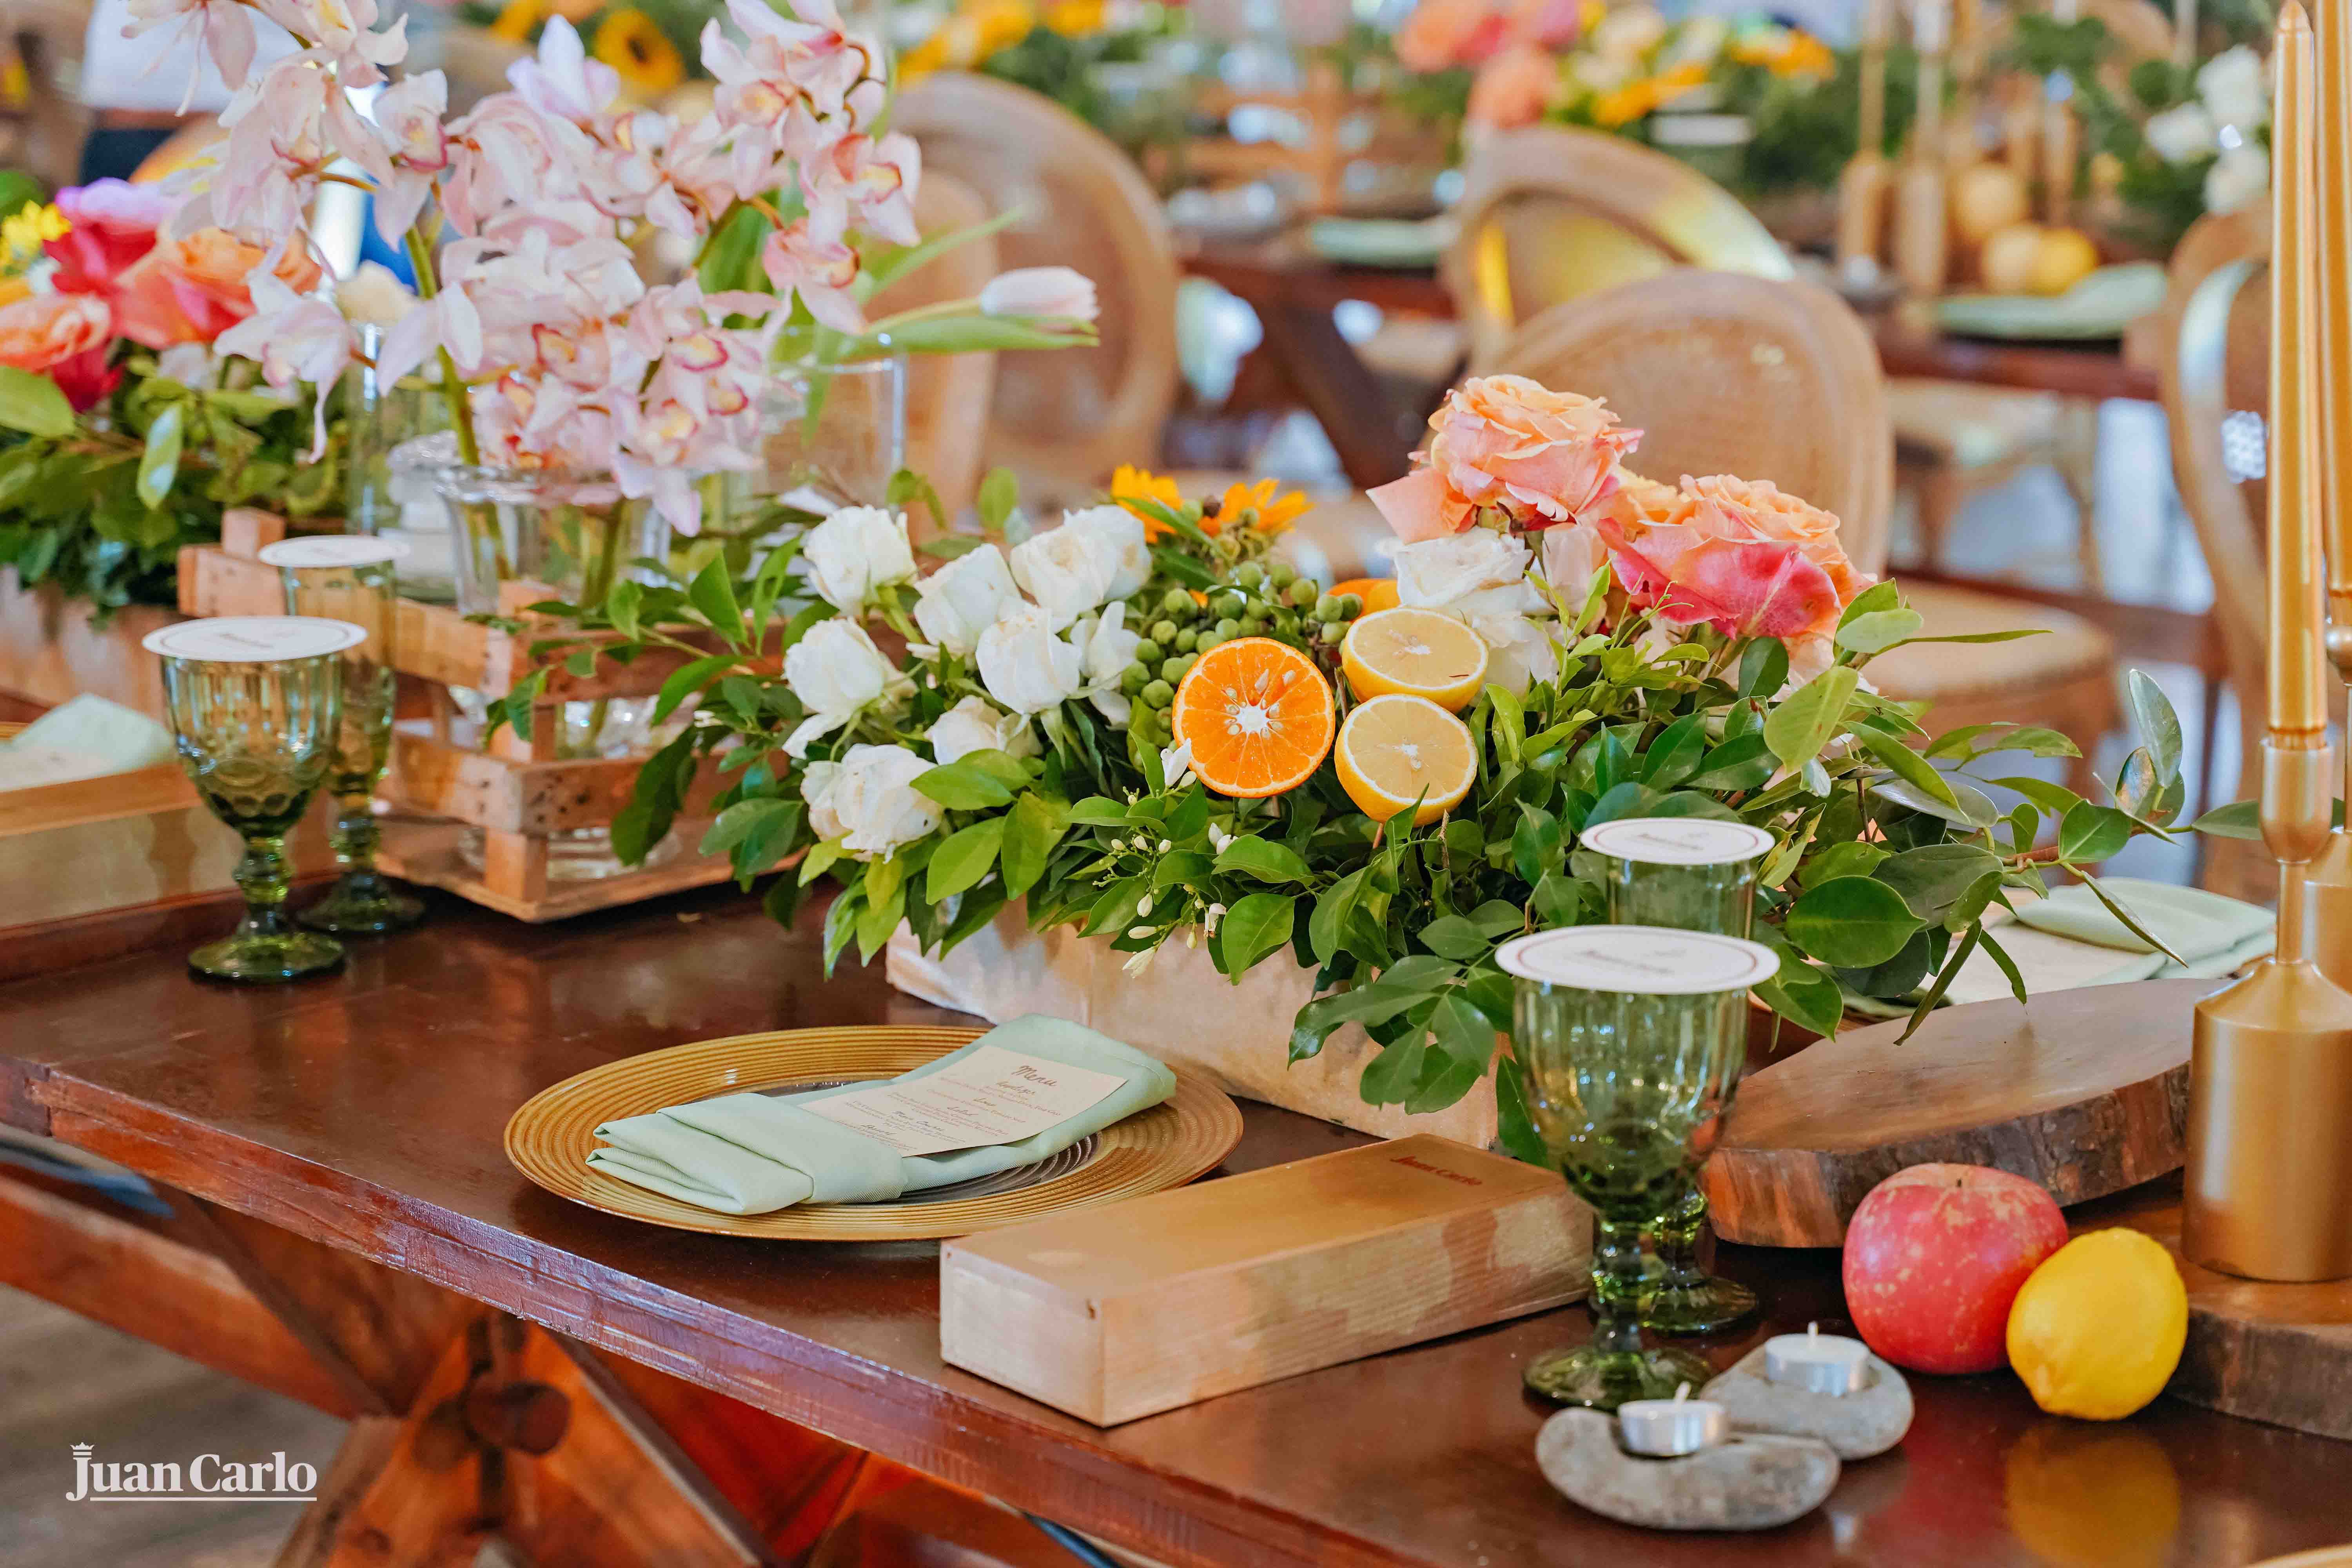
[1585, 816, 1773, 1336]
[264, 536, 425, 936]
[145, 617, 361, 983]
[1498, 924, 1777, 1410]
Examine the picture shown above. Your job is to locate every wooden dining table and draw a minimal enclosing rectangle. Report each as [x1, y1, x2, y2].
[4, 883, 2350, 1568]
[1181, 235, 2165, 490]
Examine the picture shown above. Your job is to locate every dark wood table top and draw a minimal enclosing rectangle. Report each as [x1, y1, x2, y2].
[4, 887, 2348, 1568]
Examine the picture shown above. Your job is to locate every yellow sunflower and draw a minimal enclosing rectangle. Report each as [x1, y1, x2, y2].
[593, 8, 686, 100]
[1112, 463, 1188, 534]
[489, 0, 546, 43]
[1214, 477, 1312, 536]
[1044, 0, 1105, 34]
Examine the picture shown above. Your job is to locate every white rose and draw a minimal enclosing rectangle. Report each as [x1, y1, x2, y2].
[1541, 521, 1608, 604]
[1397, 529, 1553, 695]
[1457, 606, 1559, 695]
[912, 543, 1019, 657]
[804, 744, 943, 861]
[2203, 143, 2269, 216]
[336, 261, 417, 332]
[152, 342, 216, 387]
[802, 505, 915, 612]
[2144, 101, 2217, 165]
[1067, 601, 1144, 723]
[976, 602, 1084, 714]
[780, 617, 911, 756]
[927, 694, 1039, 764]
[2197, 45, 2268, 130]
[1008, 506, 1148, 627]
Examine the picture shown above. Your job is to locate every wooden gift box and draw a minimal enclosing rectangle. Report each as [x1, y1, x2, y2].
[940, 1134, 1590, 1425]
[176, 513, 744, 921]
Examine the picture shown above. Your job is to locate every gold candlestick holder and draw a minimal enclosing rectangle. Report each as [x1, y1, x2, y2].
[2306, 0, 2352, 989]
[2186, 2, 2352, 1284]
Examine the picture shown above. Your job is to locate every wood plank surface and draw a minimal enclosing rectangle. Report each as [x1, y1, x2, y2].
[4, 892, 2350, 1568]
[1703, 980, 2205, 1247]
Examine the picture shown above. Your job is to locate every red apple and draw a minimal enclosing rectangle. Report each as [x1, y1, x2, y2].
[1842, 1163, 2069, 1374]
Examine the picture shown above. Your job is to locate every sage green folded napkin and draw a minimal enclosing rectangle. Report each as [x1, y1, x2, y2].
[2011, 877, 2274, 968]
[587, 1014, 1177, 1215]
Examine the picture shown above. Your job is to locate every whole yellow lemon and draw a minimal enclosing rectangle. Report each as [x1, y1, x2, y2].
[2006, 1228, 2187, 1419]
[1980, 222, 2045, 294]
[1951, 162, 2030, 247]
[2030, 227, 2101, 297]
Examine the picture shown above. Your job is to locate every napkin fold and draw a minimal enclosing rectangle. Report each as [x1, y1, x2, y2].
[0, 694, 176, 789]
[587, 1014, 1177, 1215]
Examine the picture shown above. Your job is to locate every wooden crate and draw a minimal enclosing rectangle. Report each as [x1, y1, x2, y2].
[175, 514, 746, 921]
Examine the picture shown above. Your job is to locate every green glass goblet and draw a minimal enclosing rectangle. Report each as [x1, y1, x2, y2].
[144, 617, 360, 982]
[263, 536, 425, 935]
[1584, 816, 1776, 1336]
[1498, 923, 1778, 1409]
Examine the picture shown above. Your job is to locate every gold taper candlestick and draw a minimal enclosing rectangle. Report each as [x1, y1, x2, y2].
[2304, 0, 2352, 988]
[1838, 0, 1894, 273]
[2185, 1, 2352, 1284]
[1894, 0, 1951, 296]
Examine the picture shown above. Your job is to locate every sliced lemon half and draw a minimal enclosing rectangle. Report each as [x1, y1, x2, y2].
[1340, 606, 1490, 711]
[1335, 693, 1477, 827]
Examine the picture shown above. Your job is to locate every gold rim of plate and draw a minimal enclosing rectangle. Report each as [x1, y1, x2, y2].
[505, 1025, 1245, 1241]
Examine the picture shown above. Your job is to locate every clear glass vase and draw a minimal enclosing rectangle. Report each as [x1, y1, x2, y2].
[430, 465, 682, 882]
[345, 328, 458, 603]
[724, 355, 906, 539]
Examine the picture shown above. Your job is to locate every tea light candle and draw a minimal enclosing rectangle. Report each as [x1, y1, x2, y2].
[1616, 1383, 1726, 1457]
[1763, 1323, 1872, 1396]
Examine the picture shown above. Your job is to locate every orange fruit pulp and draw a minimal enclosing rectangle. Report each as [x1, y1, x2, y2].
[1169, 637, 1337, 798]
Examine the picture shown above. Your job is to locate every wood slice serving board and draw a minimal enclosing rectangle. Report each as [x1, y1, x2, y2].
[1703, 979, 2210, 1247]
[2089, 1179, 2352, 1443]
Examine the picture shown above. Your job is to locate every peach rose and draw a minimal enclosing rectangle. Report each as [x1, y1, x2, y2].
[0, 292, 117, 409]
[1595, 472, 1871, 648]
[113, 231, 324, 348]
[1679, 474, 1872, 606]
[1468, 45, 1559, 129]
[1396, 0, 1510, 71]
[1368, 374, 1640, 543]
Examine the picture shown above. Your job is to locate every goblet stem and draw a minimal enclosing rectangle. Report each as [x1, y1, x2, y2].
[301, 792, 425, 935]
[1639, 1182, 1760, 1334]
[234, 831, 297, 937]
[331, 793, 380, 877]
[1588, 1213, 1651, 1354]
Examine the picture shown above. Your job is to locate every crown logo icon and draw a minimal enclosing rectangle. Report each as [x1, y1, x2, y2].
[70, 1443, 91, 1454]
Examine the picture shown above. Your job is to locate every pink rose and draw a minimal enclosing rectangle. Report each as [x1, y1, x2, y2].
[1468, 45, 1558, 130]
[44, 180, 175, 295]
[0, 292, 117, 410]
[1396, 0, 1511, 71]
[1595, 473, 1871, 647]
[1368, 374, 1640, 543]
[1510, 0, 1585, 50]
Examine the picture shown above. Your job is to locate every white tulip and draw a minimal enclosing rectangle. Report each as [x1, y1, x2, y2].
[2197, 45, 2268, 131]
[2144, 101, 2217, 165]
[780, 617, 910, 756]
[911, 543, 1019, 657]
[802, 744, 943, 861]
[1008, 506, 1147, 627]
[976, 602, 1084, 714]
[926, 695, 1039, 764]
[1067, 601, 1144, 723]
[2203, 143, 2269, 216]
[802, 505, 915, 611]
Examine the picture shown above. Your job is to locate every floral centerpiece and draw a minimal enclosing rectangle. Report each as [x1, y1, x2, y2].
[0, 182, 345, 613]
[544, 371, 2189, 1152]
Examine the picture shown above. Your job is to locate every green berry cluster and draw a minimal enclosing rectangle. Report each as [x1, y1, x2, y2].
[1114, 559, 1367, 747]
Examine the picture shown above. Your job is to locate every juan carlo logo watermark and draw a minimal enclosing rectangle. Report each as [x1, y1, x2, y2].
[64, 1443, 319, 1503]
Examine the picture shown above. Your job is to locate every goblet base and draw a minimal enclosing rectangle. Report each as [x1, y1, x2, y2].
[189, 929, 345, 984]
[1639, 1275, 1760, 1336]
[1524, 1343, 1718, 1410]
[299, 876, 426, 934]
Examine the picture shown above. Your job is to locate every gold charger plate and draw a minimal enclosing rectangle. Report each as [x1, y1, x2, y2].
[505, 1025, 1245, 1241]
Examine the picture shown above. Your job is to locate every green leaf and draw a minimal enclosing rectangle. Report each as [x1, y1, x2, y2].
[1212, 835, 1313, 883]
[1581, 780, 1663, 829]
[1872, 775, 2000, 828]
[1218, 892, 1296, 975]
[955, 747, 1034, 793]
[1492, 1058, 1551, 1166]
[1852, 724, 1959, 808]
[0, 365, 74, 437]
[1886, 629, 2044, 646]
[699, 797, 794, 858]
[999, 791, 1066, 898]
[687, 556, 744, 642]
[1738, 636, 1789, 699]
[2125, 669, 2183, 783]
[1470, 900, 1526, 936]
[1427, 991, 1496, 1075]
[1359, 1033, 1428, 1105]
[821, 884, 864, 971]
[1419, 914, 1493, 961]
[926, 817, 1006, 901]
[1755, 960, 1844, 1036]
[977, 467, 1018, 529]
[1874, 844, 2004, 923]
[1066, 795, 1131, 826]
[2057, 801, 2133, 864]
[696, 201, 771, 294]
[860, 208, 1021, 291]
[798, 837, 845, 887]
[1976, 926, 2030, 1004]
[1639, 712, 1710, 788]
[1800, 840, 1889, 886]
[1762, 666, 1860, 774]
[1835, 607, 1924, 655]
[2080, 873, 2190, 964]
[1836, 579, 1901, 628]
[1681, 733, 1774, 791]
[1512, 804, 1562, 886]
[914, 762, 1016, 811]
[1894, 927, 1982, 1042]
[1783, 876, 1922, 967]
[1532, 870, 1581, 924]
[651, 653, 739, 724]
[1309, 869, 1367, 965]
[2190, 798, 2261, 839]
[135, 404, 183, 511]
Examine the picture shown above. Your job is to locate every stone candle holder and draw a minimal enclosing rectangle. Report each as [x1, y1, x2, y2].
[1535, 1409, 1840, 1531]
[1701, 1344, 1915, 1460]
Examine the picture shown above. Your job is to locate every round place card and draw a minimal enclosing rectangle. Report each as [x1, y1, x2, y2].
[1580, 817, 1775, 867]
[256, 535, 410, 568]
[142, 616, 368, 662]
[1495, 925, 1779, 995]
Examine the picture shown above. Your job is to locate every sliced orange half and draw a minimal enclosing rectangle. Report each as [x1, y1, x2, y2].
[1170, 636, 1336, 798]
[1339, 606, 1490, 711]
[1335, 693, 1477, 826]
